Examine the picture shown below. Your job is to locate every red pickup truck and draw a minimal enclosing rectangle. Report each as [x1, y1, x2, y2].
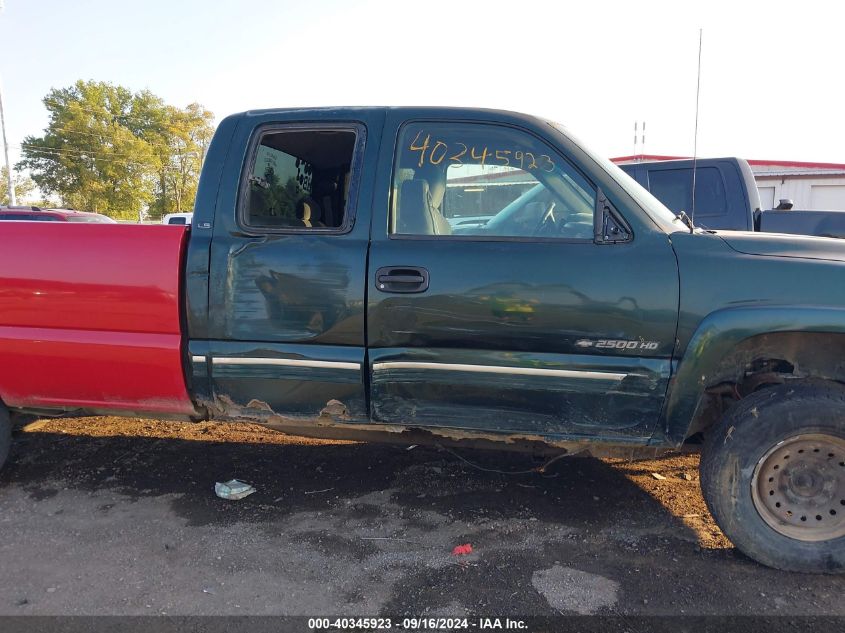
[1, 106, 844, 574]
[0, 223, 192, 415]
[0, 206, 117, 223]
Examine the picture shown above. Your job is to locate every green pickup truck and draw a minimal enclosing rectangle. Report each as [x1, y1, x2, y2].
[1, 107, 844, 574]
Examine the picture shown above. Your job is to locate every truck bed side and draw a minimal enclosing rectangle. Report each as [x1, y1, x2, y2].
[0, 223, 195, 415]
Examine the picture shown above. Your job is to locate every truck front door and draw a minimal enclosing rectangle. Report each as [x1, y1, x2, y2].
[366, 115, 679, 440]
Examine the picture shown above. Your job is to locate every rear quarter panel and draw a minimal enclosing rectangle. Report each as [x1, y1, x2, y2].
[0, 223, 195, 415]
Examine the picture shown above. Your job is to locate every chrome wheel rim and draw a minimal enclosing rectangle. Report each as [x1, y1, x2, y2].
[751, 433, 845, 542]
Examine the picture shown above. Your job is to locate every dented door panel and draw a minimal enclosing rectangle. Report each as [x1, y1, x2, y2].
[196, 341, 366, 420]
[366, 236, 679, 437]
[370, 347, 671, 438]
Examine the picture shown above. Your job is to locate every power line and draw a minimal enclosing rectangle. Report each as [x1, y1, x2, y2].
[17, 142, 202, 165]
[15, 144, 157, 167]
[20, 142, 149, 160]
[38, 125, 188, 150]
[18, 145, 204, 174]
[72, 126, 197, 147]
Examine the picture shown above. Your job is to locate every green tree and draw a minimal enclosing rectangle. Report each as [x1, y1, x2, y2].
[139, 100, 215, 219]
[0, 166, 36, 205]
[17, 81, 156, 219]
[17, 80, 214, 220]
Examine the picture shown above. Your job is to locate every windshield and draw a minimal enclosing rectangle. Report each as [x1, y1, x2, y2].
[546, 121, 679, 230]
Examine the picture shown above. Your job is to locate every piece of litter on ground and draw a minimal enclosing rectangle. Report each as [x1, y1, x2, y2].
[651, 472, 667, 480]
[682, 513, 702, 518]
[214, 479, 256, 500]
[406, 445, 418, 451]
[303, 487, 334, 495]
[452, 543, 473, 556]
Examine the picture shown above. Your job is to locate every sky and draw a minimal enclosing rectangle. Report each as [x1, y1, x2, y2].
[1, 0, 844, 168]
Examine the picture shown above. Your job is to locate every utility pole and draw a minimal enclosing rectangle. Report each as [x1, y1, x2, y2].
[0, 82, 14, 206]
[0, 0, 14, 206]
[633, 121, 646, 160]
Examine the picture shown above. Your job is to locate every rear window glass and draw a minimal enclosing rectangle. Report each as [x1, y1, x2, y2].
[648, 167, 727, 217]
[0, 214, 59, 221]
[67, 214, 116, 223]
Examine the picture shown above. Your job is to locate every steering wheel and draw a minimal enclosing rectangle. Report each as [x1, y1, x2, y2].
[533, 202, 558, 237]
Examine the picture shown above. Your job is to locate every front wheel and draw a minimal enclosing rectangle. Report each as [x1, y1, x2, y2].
[700, 381, 845, 573]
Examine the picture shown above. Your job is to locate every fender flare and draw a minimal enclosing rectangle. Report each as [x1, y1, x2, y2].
[662, 305, 845, 444]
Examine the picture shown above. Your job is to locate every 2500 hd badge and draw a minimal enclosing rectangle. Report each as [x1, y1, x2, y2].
[575, 338, 660, 351]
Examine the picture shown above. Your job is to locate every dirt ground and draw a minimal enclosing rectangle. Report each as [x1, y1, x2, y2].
[0, 416, 842, 617]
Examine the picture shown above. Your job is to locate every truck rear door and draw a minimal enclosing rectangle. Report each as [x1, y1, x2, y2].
[365, 112, 679, 441]
[197, 110, 384, 420]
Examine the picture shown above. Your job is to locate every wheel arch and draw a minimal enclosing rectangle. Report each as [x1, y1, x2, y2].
[663, 305, 845, 445]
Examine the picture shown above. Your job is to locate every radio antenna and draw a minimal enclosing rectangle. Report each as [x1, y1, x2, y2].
[690, 28, 703, 228]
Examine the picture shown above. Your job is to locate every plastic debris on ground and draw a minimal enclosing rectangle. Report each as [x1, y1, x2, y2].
[452, 543, 473, 556]
[214, 479, 256, 500]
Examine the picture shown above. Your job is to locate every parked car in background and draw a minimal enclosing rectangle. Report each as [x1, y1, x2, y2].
[162, 212, 193, 225]
[0, 206, 117, 223]
[618, 157, 845, 237]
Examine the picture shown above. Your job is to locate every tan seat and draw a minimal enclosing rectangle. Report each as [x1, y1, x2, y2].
[397, 179, 452, 235]
[296, 197, 325, 228]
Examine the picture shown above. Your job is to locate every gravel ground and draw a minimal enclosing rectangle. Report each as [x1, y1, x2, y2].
[0, 416, 842, 617]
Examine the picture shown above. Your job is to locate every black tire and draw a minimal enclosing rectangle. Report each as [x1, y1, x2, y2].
[700, 381, 845, 573]
[0, 404, 10, 473]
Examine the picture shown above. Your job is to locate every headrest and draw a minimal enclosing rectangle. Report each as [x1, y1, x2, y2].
[397, 179, 433, 235]
[416, 165, 447, 211]
[296, 197, 322, 227]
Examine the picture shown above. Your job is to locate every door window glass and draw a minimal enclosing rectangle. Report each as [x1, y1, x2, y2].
[392, 122, 596, 239]
[244, 128, 358, 230]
